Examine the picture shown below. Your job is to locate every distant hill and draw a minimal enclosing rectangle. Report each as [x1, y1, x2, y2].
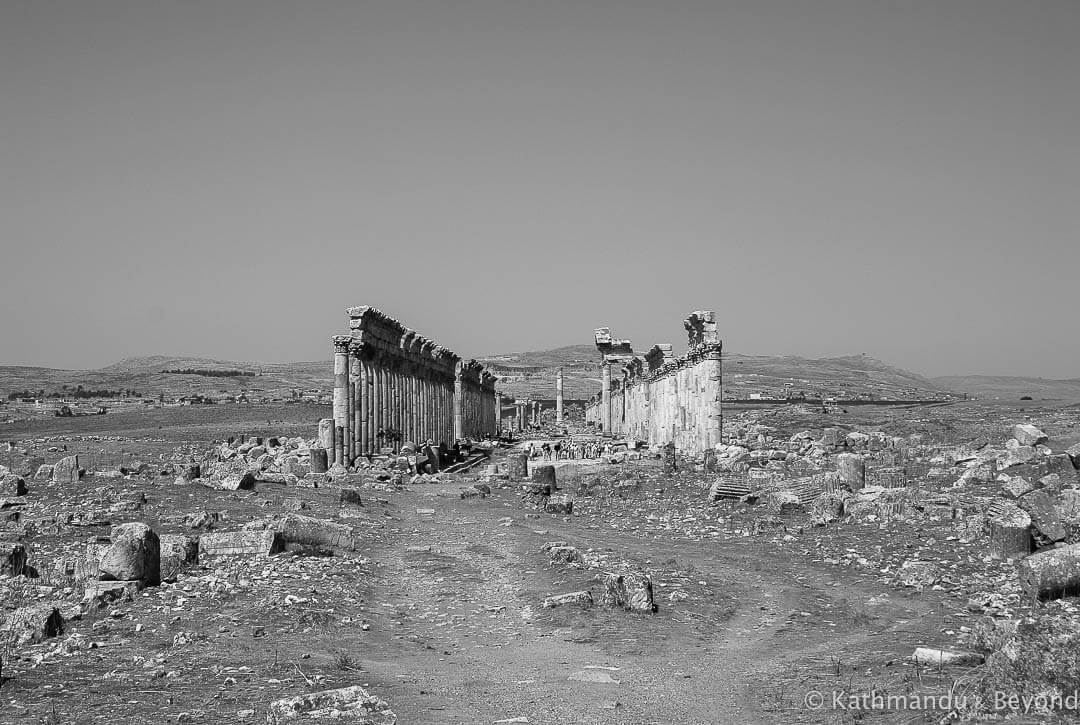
[0, 356, 330, 403]
[931, 375, 1080, 400]
[0, 348, 970, 407]
[476, 347, 949, 401]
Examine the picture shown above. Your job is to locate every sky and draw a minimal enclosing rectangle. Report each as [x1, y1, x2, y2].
[2, 0, 1078, 378]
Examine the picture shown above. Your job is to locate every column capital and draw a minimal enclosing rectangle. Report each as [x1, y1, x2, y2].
[332, 335, 353, 354]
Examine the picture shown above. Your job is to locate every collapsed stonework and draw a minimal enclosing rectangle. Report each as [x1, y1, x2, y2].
[328, 306, 498, 465]
[586, 311, 722, 455]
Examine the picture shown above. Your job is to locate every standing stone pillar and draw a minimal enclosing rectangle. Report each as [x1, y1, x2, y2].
[331, 335, 351, 466]
[453, 362, 464, 443]
[556, 369, 564, 424]
[704, 342, 723, 450]
[600, 362, 612, 433]
[360, 359, 371, 456]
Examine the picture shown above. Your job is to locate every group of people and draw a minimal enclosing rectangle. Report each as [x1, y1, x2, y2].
[525, 439, 612, 460]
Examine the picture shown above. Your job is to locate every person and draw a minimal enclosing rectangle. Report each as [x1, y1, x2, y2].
[553, 441, 562, 460]
[541, 442, 551, 460]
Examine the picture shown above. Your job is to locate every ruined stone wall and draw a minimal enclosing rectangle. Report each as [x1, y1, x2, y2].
[586, 312, 722, 456]
[328, 306, 497, 465]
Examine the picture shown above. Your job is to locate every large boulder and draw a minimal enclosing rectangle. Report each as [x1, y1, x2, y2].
[1067, 443, 1080, 469]
[506, 452, 528, 480]
[267, 685, 396, 724]
[999, 444, 1038, 470]
[34, 463, 54, 480]
[766, 490, 803, 515]
[893, 560, 940, 589]
[0, 541, 27, 576]
[544, 494, 573, 515]
[251, 514, 361, 552]
[317, 419, 335, 452]
[98, 522, 160, 586]
[1011, 424, 1048, 447]
[0, 474, 26, 496]
[1018, 543, 1080, 600]
[531, 464, 558, 491]
[3, 603, 64, 646]
[52, 455, 80, 483]
[600, 571, 657, 613]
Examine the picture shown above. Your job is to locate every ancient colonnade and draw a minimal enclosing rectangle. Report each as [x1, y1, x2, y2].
[585, 311, 723, 455]
[329, 306, 497, 466]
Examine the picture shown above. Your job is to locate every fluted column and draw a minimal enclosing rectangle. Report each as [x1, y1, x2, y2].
[332, 335, 351, 466]
[600, 361, 611, 433]
[453, 362, 464, 442]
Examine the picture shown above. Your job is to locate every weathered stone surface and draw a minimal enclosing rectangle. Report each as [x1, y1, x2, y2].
[766, 490, 803, 514]
[544, 494, 573, 515]
[52, 455, 80, 483]
[317, 419, 335, 452]
[339, 488, 363, 506]
[0, 541, 27, 576]
[810, 491, 847, 526]
[836, 453, 866, 490]
[18, 455, 45, 477]
[0, 473, 27, 497]
[1000, 476, 1034, 499]
[542, 590, 594, 609]
[3, 603, 64, 646]
[911, 648, 985, 667]
[1068, 443, 1080, 469]
[506, 452, 528, 480]
[1020, 491, 1066, 543]
[600, 570, 657, 613]
[34, 463, 54, 480]
[254, 514, 361, 552]
[200, 530, 283, 557]
[266, 685, 396, 724]
[547, 545, 584, 565]
[158, 534, 198, 582]
[1018, 543, 1080, 600]
[893, 560, 940, 589]
[309, 448, 329, 474]
[987, 502, 1034, 559]
[82, 579, 143, 608]
[217, 471, 257, 491]
[99, 522, 160, 585]
[999, 444, 1037, 469]
[531, 464, 557, 491]
[1011, 424, 1048, 447]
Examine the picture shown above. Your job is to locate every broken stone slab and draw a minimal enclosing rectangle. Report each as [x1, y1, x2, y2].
[542, 590, 594, 609]
[248, 514, 361, 552]
[0, 541, 27, 576]
[568, 670, 620, 685]
[159, 534, 198, 582]
[1018, 543, 1080, 600]
[544, 494, 573, 515]
[34, 463, 54, 480]
[810, 491, 847, 526]
[1, 474, 27, 497]
[1011, 424, 1048, 447]
[1019, 491, 1066, 543]
[911, 647, 985, 667]
[600, 571, 657, 613]
[212, 470, 258, 491]
[52, 455, 81, 483]
[266, 685, 396, 724]
[99, 522, 160, 586]
[199, 530, 284, 557]
[2, 603, 64, 646]
[999, 444, 1038, 470]
[1000, 476, 1034, 499]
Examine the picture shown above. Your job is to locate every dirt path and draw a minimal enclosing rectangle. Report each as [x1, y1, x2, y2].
[350, 482, 937, 724]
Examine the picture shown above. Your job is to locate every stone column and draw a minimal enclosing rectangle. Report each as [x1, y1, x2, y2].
[556, 369, 564, 424]
[704, 342, 723, 450]
[360, 359, 371, 456]
[453, 362, 464, 442]
[332, 335, 351, 466]
[600, 361, 611, 433]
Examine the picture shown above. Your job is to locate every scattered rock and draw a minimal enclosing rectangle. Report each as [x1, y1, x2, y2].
[1011, 424, 1048, 447]
[542, 590, 594, 609]
[600, 571, 657, 613]
[99, 522, 161, 586]
[1018, 543, 1080, 600]
[266, 685, 396, 724]
[52, 455, 80, 483]
[911, 647, 985, 667]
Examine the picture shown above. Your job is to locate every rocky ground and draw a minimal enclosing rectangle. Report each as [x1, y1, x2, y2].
[1, 400, 1079, 723]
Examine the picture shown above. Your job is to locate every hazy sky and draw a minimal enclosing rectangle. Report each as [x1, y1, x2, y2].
[3, 0, 1077, 377]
